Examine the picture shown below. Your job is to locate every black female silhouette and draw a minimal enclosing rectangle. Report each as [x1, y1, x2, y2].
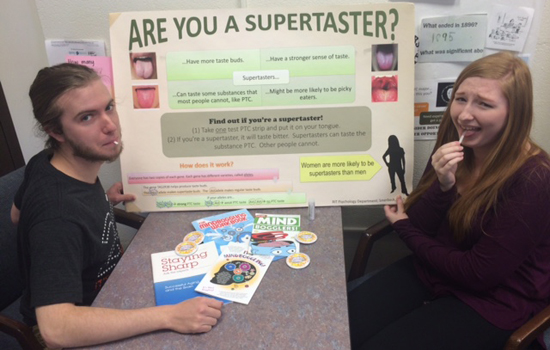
[382, 135, 409, 195]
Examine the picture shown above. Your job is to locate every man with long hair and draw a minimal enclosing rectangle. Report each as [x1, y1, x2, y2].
[12, 64, 223, 348]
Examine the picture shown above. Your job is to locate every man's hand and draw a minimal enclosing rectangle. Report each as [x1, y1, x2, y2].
[106, 182, 136, 206]
[384, 195, 408, 224]
[11, 203, 20, 225]
[35, 298, 223, 348]
[169, 297, 223, 334]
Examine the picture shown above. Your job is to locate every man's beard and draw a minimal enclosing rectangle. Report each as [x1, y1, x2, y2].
[66, 137, 123, 163]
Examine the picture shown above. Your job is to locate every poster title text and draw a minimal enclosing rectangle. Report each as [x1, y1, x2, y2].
[129, 10, 401, 50]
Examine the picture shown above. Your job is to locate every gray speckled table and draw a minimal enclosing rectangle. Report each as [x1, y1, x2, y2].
[80, 207, 350, 349]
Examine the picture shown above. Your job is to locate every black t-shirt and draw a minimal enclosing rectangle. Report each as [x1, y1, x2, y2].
[14, 150, 123, 325]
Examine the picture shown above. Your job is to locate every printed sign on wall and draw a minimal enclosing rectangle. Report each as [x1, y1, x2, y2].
[109, 4, 415, 212]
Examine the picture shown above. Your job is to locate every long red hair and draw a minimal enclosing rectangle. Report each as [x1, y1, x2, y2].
[405, 51, 548, 243]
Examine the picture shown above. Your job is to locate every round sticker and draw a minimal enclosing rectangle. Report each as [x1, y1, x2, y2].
[175, 241, 198, 256]
[296, 231, 318, 244]
[286, 253, 311, 269]
[184, 231, 204, 244]
[233, 274, 245, 283]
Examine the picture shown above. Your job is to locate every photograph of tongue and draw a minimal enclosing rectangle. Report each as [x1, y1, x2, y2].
[134, 57, 153, 79]
[372, 44, 398, 72]
[133, 86, 158, 109]
[130, 52, 157, 79]
[134, 57, 154, 79]
[372, 76, 398, 102]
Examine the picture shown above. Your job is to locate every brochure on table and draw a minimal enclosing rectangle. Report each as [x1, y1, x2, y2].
[154, 209, 312, 305]
[195, 251, 274, 305]
[151, 241, 229, 305]
[250, 213, 301, 261]
[191, 209, 255, 254]
[109, 3, 416, 212]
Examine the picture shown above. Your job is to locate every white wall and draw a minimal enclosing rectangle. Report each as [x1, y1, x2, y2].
[1, 0, 48, 162]
[410, 0, 550, 184]
[2, 0, 549, 189]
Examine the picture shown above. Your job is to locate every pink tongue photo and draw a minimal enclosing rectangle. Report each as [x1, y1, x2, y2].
[135, 60, 154, 79]
[136, 88, 155, 108]
[376, 51, 394, 71]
